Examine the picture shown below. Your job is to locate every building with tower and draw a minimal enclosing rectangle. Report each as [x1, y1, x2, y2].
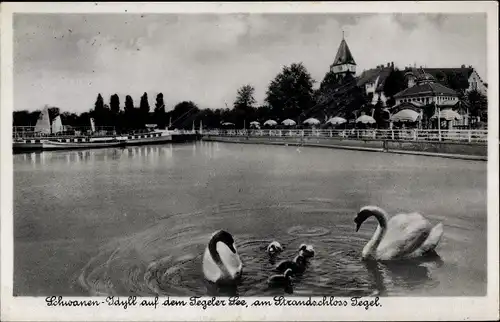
[329, 33, 356, 81]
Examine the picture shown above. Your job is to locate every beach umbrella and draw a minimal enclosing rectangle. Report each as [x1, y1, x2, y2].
[430, 109, 462, 121]
[391, 109, 421, 123]
[263, 119, 277, 126]
[249, 121, 260, 129]
[356, 115, 376, 124]
[281, 119, 296, 126]
[303, 118, 321, 125]
[326, 116, 347, 125]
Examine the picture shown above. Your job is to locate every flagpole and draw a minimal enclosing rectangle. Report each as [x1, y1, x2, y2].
[437, 104, 441, 141]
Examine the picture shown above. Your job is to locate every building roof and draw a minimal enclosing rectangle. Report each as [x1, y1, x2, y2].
[356, 66, 392, 90]
[390, 102, 423, 113]
[404, 67, 476, 82]
[331, 38, 356, 66]
[423, 67, 475, 79]
[394, 81, 458, 98]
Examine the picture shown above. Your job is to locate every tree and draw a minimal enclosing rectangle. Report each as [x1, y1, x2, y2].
[47, 107, 61, 120]
[140, 92, 150, 114]
[318, 70, 339, 92]
[154, 93, 166, 127]
[110, 94, 120, 114]
[60, 112, 79, 127]
[94, 94, 104, 112]
[233, 84, 257, 127]
[234, 85, 256, 110]
[446, 71, 469, 94]
[170, 101, 200, 129]
[124, 95, 136, 129]
[383, 69, 406, 104]
[265, 62, 315, 122]
[466, 89, 488, 122]
[125, 95, 134, 113]
[139, 92, 150, 125]
[93, 93, 110, 126]
[373, 96, 388, 128]
[13, 110, 40, 126]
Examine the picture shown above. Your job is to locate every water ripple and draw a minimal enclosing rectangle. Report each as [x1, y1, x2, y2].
[77, 200, 444, 297]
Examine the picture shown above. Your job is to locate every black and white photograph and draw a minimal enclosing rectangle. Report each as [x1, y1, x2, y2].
[1, 2, 498, 321]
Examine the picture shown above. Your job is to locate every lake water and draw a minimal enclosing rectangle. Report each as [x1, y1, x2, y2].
[13, 141, 487, 297]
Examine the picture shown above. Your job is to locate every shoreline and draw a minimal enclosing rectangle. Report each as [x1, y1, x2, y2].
[202, 136, 487, 161]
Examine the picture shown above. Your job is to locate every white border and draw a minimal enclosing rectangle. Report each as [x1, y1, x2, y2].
[1, 2, 499, 321]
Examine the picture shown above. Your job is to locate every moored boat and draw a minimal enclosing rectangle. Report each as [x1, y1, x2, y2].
[42, 139, 126, 150]
[124, 130, 172, 145]
[13, 139, 44, 152]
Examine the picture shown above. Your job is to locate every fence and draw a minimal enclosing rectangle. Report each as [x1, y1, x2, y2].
[12, 126, 117, 139]
[12, 126, 200, 140]
[202, 129, 488, 144]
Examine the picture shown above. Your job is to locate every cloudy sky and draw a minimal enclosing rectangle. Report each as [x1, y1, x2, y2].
[14, 13, 487, 113]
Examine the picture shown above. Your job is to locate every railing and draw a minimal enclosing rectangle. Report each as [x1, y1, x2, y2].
[12, 126, 116, 139]
[202, 129, 488, 144]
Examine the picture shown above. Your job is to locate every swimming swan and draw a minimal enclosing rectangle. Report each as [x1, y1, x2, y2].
[202, 230, 243, 284]
[267, 241, 283, 256]
[355, 205, 444, 261]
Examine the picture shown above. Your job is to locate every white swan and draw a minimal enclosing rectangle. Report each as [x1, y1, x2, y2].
[202, 230, 243, 283]
[267, 241, 283, 256]
[355, 205, 444, 261]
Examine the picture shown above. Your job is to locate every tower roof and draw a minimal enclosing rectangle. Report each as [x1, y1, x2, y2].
[332, 38, 356, 66]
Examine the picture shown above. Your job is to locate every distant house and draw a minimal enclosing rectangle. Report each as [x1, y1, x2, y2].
[393, 70, 470, 127]
[356, 63, 394, 106]
[394, 71, 459, 106]
[404, 65, 487, 95]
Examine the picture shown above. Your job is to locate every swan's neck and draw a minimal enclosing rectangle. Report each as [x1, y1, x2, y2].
[208, 237, 223, 265]
[209, 239, 240, 278]
[362, 209, 388, 259]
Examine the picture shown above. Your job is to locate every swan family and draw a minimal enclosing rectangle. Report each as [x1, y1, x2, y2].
[202, 205, 444, 288]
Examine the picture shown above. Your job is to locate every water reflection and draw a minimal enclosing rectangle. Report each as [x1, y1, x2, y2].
[14, 142, 486, 296]
[15, 145, 181, 170]
[365, 255, 444, 296]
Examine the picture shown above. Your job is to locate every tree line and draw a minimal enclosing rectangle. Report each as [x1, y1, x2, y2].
[13, 62, 488, 131]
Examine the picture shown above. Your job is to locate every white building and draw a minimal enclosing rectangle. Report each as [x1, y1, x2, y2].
[356, 63, 394, 106]
[404, 65, 487, 95]
[393, 71, 470, 127]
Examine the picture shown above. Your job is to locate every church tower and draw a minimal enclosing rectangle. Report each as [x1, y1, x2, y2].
[330, 32, 356, 78]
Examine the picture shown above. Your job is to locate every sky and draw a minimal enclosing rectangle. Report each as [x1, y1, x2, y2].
[14, 13, 487, 114]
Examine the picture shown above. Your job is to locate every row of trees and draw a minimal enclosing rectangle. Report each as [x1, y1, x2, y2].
[13, 61, 488, 131]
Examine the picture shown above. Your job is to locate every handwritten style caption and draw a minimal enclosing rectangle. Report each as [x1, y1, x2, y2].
[45, 296, 382, 310]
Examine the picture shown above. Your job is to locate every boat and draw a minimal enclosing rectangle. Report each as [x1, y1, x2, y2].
[124, 129, 173, 146]
[42, 138, 126, 150]
[13, 139, 44, 152]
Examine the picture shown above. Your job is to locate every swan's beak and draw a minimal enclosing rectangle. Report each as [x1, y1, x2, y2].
[355, 222, 361, 232]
